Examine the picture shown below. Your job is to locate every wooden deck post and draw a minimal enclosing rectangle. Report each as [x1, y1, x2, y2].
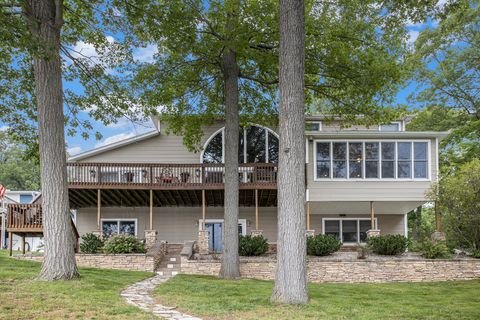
[97, 189, 101, 231]
[149, 190, 153, 230]
[255, 189, 259, 230]
[370, 201, 375, 229]
[8, 232, 12, 256]
[21, 235, 25, 255]
[202, 190, 206, 230]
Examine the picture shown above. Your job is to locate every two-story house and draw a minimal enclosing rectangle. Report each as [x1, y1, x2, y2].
[61, 115, 447, 252]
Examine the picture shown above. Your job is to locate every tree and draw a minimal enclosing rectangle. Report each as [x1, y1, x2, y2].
[411, 0, 480, 174]
[0, 131, 40, 191]
[1, 0, 143, 280]
[271, 0, 307, 304]
[437, 159, 480, 253]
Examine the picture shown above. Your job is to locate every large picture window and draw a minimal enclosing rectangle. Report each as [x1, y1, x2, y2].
[323, 218, 376, 244]
[315, 140, 430, 180]
[101, 219, 137, 237]
[202, 126, 279, 164]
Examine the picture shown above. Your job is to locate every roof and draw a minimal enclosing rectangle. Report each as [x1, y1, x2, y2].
[68, 129, 160, 162]
[306, 130, 450, 140]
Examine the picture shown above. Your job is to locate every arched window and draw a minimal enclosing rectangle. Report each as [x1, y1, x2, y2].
[202, 125, 279, 164]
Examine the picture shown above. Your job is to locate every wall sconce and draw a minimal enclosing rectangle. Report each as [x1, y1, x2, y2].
[247, 220, 251, 227]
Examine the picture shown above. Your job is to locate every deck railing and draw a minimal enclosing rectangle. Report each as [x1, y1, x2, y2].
[67, 162, 277, 188]
[7, 204, 43, 231]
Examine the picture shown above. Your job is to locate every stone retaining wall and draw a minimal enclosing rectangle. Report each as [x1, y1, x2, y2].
[14, 254, 155, 272]
[181, 257, 480, 283]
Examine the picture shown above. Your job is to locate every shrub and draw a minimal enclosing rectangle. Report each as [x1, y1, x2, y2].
[80, 233, 104, 253]
[419, 239, 451, 259]
[103, 234, 146, 254]
[470, 249, 480, 259]
[238, 235, 269, 256]
[367, 234, 407, 255]
[307, 234, 341, 256]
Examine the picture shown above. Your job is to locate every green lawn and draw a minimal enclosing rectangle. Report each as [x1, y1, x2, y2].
[0, 250, 155, 319]
[155, 274, 480, 320]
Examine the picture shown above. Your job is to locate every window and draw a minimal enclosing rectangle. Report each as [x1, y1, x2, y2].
[332, 142, 347, 178]
[306, 122, 321, 131]
[323, 218, 376, 244]
[19, 194, 33, 204]
[365, 142, 379, 178]
[101, 219, 137, 237]
[397, 142, 412, 178]
[381, 142, 395, 178]
[315, 140, 429, 180]
[316, 142, 330, 178]
[202, 126, 279, 164]
[379, 122, 401, 131]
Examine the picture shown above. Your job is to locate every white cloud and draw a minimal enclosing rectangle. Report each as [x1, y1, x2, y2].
[407, 30, 420, 46]
[71, 36, 115, 62]
[133, 44, 158, 63]
[436, 0, 448, 9]
[95, 132, 135, 148]
[0, 125, 9, 131]
[67, 146, 82, 155]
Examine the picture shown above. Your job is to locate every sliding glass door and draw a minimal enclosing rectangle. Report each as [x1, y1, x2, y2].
[323, 218, 376, 244]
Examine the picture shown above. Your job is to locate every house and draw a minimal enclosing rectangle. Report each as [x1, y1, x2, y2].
[7, 115, 448, 254]
[1, 190, 43, 251]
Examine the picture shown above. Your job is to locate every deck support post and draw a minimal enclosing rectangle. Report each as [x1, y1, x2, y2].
[198, 190, 209, 254]
[144, 190, 157, 249]
[21, 235, 25, 254]
[251, 189, 263, 237]
[93, 189, 102, 237]
[305, 202, 315, 237]
[8, 232, 12, 256]
[367, 201, 380, 238]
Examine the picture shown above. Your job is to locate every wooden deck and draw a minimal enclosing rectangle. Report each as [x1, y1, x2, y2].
[67, 162, 278, 190]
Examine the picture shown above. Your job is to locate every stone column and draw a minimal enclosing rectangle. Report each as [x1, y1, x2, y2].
[197, 230, 209, 255]
[366, 229, 381, 238]
[251, 230, 263, 237]
[144, 230, 157, 249]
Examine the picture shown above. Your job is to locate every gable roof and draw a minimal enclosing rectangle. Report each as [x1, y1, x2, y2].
[68, 129, 160, 162]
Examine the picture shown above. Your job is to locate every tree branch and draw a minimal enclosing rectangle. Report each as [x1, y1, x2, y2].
[238, 72, 278, 86]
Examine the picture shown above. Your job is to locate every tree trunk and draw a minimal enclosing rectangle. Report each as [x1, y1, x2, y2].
[219, 46, 241, 279]
[25, 0, 79, 280]
[272, 0, 307, 304]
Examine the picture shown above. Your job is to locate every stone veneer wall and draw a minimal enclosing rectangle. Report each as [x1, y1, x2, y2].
[181, 257, 480, 283]
[15, 254, 155, 272]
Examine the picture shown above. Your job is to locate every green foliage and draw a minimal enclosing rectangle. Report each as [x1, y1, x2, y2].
[470, 250, 480, 259]
[103, 234, 146, 254]
[437, 159, 480, 253]
[306, 234, 341, 256]
[367, 235, 407, 255]
[238, 235, 269, 256]
[0, 131, 40, 190]
[419, 239, 451, 259]
[79, 233, 104, 254]
[120, 0, 432, 149]
[407, 205, 436, 247]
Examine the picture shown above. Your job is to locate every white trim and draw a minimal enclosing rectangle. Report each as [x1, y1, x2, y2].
[200, 124, 279, 164]
[313, 139, 431, 182]
[198, 219, 247, 236]
[306, 131, 449, 139]
[322, 217, 378, 244]
[100, 218, 138, 236]
[404, 213, 408, 238]
[305, 138, 309, 164]
[306, 121, 322, 132]
[69, 130, 160, 161]
[435, 137, 439, 180]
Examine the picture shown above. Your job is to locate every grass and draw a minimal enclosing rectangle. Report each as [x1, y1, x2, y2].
[155, 274, 480, 320]
[0, 250, 155, 319]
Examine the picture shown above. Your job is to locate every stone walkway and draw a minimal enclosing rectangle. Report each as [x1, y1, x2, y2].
[121, 274, 202, 320]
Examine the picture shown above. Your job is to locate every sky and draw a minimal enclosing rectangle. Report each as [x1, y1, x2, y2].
[1, 1, 447, 157]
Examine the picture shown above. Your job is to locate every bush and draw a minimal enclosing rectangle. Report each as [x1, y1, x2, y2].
[470, 249, 480, 259]
[80, 233, 104, 253]
[103, 234, 146, 254]
[367, 234, 407, 255]
[307, 234, 341, 256]
[420, 239, 451, 259]
[238, 235, 269, 256]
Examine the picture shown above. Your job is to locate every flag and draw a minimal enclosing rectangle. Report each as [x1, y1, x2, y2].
[0, 184, 5, 200]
